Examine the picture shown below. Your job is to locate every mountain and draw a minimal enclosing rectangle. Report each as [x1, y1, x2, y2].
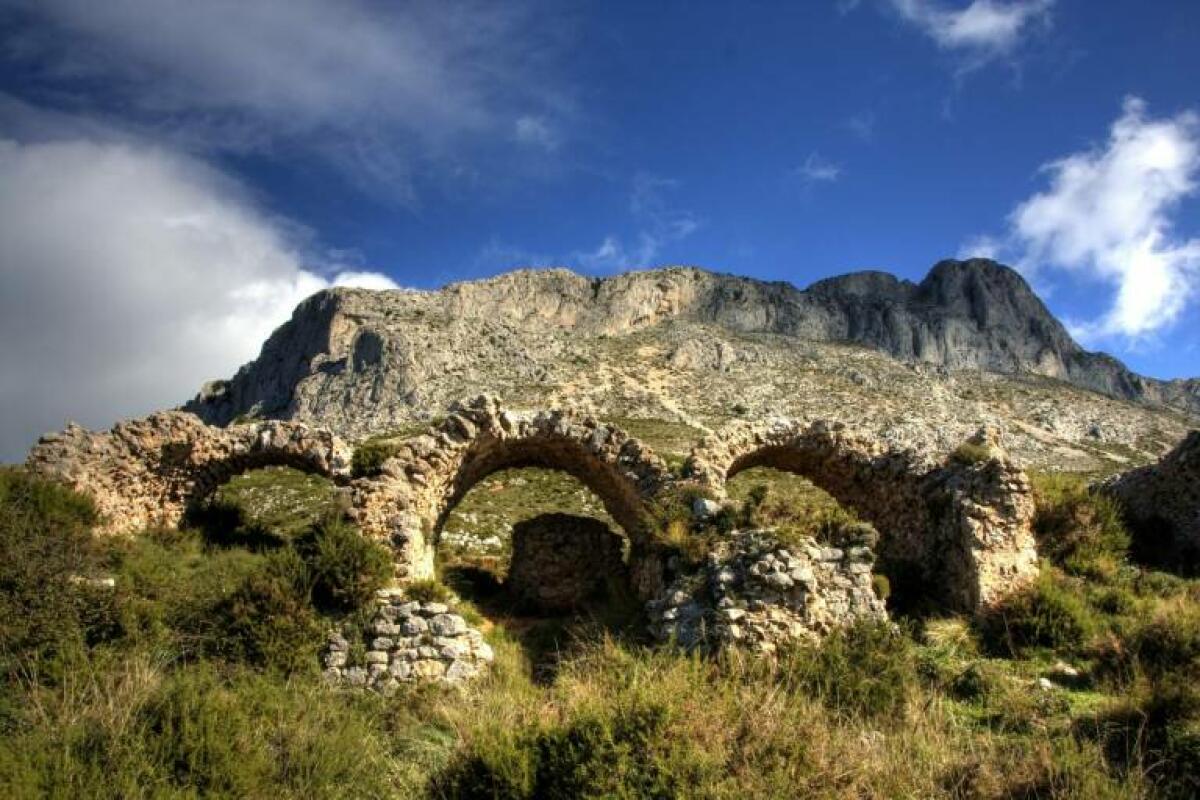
[185, 259, 1196, 471]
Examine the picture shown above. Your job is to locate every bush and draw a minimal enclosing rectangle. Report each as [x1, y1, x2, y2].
[406, 578, 452, 604]
[1094, 598, 1200, 684]
[1084, 677, 1200, 800]
[0, 468, 100, 670]
[1030, 472, 1130, 578]
[295, 517, 393, 612]
[950, 442, 993, 465]
[980, 569, 1098, 655]
[351, 439, 401, 478]
[213, 550, 323, 674]
[432, 701, 692, 799]
[774, 620, 918, 721]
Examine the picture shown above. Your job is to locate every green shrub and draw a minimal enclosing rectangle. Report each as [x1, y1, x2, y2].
[980, 569, 1098, 655]
[351, 439, 401, 478]
[950, 442, 993, 465]
[947, 661, 1006, 702]
[432, 701, 690, 799]
[1083, 676, 1200, 800]
[406, 578, 452, 604]
[774, 620, 918, 721]
[213, 550, 323, 674]
[1030, 472, 1130, 579]
[294, 517, 392, 612]
[0, 468, 100, 670]
[1095, 598, 1200, 684]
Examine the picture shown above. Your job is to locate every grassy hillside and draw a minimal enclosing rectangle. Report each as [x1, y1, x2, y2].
[1, 465, 1197, 798]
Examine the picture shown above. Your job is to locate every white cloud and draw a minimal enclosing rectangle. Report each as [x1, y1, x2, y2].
[965, 97, 1200, 344]
[889, 0, 1053, 54]
[5, 0, 569, 200]
[1012, 98, 1200, 340]
[0, 138, 397, 460]
[332, 272, 406, 292]
[796, 152, 842, 183]
[957, 234, 1002, 260]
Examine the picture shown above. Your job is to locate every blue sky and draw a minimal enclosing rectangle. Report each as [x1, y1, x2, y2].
[1, 0, 1198, 459]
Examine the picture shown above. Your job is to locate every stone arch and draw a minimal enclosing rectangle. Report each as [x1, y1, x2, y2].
[685, 419, 1038, 612]
[26, 411, 352, 535]
[349, 396, 671, 589]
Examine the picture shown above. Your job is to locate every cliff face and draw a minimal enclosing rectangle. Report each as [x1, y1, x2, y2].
[185, 259, 1198, 443]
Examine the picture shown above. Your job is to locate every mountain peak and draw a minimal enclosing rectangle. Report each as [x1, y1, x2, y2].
[185, 260, 1199, 431]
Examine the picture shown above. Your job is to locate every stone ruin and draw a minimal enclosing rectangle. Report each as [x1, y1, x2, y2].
[685, 420, 1039, 611]
[26, 395, 1053, 684]
[1103, 430, 1200, 572]
[649, 526, 888, 652]
[322, 589, 494, 690]
[507, 513, 628, 613]
[25, 411, 352, 536]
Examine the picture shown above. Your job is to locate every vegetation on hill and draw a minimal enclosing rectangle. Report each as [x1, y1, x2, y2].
[0, 465, 1197, 798]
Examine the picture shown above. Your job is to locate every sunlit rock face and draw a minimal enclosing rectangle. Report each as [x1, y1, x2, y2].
[183, 261, 1200, 440]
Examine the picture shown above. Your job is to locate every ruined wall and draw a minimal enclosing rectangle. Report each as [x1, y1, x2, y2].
[26, 411, 351, 535]
[346, 395, 671, 582]
[27, 398, 1037, 614]
[507, 513, 628, 613]
[649, 528, 888, 652]
[686, 420, 1038, 611]
[1104, 430, 1200, 571]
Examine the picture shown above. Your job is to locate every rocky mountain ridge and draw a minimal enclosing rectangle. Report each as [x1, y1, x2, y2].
[185, 259, 1197, 472]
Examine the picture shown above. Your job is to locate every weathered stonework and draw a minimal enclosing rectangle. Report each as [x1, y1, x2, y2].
[346, 395, 671, 584]
[26, 411, 351, 535]
[507, 513, 628, 613]
[686, 420, 1038, 611]
[648, 528, 888, 652]
[27, 397, 1038, 616]
[1104, 430, 1200, 570]
[321, 589, 494, 690]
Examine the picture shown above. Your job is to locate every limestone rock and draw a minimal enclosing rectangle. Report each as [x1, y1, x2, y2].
[184, 261, 1200, 435]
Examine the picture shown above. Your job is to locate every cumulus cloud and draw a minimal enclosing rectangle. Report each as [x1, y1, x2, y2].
[796, 152, 843, 184]
[962, 98, 1200, 345]
[3, 0, 569, 200]
[889, 0, 1053, 54]
[0, 138, 397, 461]
[1010, 98, 1200, 341]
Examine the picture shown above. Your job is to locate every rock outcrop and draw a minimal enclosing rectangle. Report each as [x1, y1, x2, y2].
[186, 260, 1200, 434]
[1104, 430, 1200, 571]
